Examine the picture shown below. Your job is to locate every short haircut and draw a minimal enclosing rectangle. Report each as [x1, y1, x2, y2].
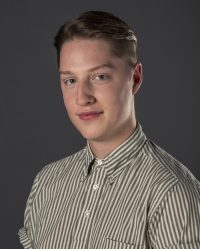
[54, 11, 138, 68]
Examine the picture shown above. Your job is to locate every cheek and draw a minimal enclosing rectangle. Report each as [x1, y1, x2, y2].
[105, 84, 131, 106]
[102, 94, 124, 115]
[105, 88, 133, 117]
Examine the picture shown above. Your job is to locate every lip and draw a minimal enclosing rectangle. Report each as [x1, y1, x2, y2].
[77, 111, 103, 121]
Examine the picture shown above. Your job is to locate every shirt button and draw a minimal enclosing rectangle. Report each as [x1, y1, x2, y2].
[93, 184, 99, 190]
[97, 160, 103, 165]
[84, 210, 90, 217]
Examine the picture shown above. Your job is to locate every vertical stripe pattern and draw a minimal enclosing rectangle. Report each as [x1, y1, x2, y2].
[18, 124, 200, 249]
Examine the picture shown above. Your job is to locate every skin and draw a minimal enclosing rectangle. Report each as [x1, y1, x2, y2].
[59, 38, 142, 159]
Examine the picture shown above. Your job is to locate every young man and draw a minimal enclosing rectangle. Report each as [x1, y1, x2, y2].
[19, 11, 200, 249]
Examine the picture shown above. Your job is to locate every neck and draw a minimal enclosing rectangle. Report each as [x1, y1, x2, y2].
[89, 120, 137, 159]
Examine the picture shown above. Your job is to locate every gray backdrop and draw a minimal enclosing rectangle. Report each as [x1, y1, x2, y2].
[1, 0, 199, 248]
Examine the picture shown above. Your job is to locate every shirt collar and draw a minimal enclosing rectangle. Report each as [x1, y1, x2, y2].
[82, 123, 147, 182]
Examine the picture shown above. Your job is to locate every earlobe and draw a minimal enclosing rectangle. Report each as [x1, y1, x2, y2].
[132, 63, 143, 94]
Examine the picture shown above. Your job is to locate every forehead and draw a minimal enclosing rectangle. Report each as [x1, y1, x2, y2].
[59, 38, 125, 72]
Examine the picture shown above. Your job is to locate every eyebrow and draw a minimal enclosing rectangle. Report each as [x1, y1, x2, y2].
[59, 63, 115, 75]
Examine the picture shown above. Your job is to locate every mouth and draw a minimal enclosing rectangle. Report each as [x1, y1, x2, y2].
[77, 111, 103, 121]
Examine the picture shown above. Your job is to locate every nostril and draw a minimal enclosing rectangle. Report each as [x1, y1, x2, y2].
[76, 91, 96, 106]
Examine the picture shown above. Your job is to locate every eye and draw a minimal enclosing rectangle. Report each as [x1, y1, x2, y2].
[63, 78, 77, 85]
[94, 74, 109, 80]
[91, 74, 111, 85]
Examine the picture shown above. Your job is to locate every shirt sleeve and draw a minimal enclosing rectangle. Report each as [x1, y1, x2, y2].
[148, 181, 200, 249]
[18, 174, 39, 249]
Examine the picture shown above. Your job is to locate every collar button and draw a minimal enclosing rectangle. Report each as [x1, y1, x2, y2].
[97, 160, 103, 165]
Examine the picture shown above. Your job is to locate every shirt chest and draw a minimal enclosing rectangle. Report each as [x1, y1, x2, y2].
[32, 164, 151, 249]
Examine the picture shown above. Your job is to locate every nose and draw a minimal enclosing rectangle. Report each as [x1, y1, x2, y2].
[76, 80, 96, 106]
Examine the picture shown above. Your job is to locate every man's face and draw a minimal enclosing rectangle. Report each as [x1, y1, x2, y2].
[59, 38, 142, 143]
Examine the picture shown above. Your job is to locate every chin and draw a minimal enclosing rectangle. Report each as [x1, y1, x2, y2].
[78, 128, 105, 142]
[80, 132, 101, 141]
[72, 120, 103, 139]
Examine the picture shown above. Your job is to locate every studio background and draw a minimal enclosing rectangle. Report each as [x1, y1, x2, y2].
[1, 0, 199, 248]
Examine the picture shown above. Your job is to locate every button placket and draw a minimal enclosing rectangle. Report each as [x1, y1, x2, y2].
[82, 162, 106, 223]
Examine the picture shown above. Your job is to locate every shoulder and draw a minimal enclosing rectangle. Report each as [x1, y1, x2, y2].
[139, 139, 200, 218]
[141, 139, 199, 187]
[30, 148, 86, 197]
[39, 148, 85, 178]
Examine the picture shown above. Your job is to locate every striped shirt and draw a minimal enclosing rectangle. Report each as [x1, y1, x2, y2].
[18, 123, 200, 249]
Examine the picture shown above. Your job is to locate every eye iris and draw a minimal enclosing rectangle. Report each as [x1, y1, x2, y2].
[66, 79, 75, 84]
[98, 75, 105, 79]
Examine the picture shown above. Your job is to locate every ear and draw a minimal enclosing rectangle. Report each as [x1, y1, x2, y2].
[132, 63, 143, 95]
